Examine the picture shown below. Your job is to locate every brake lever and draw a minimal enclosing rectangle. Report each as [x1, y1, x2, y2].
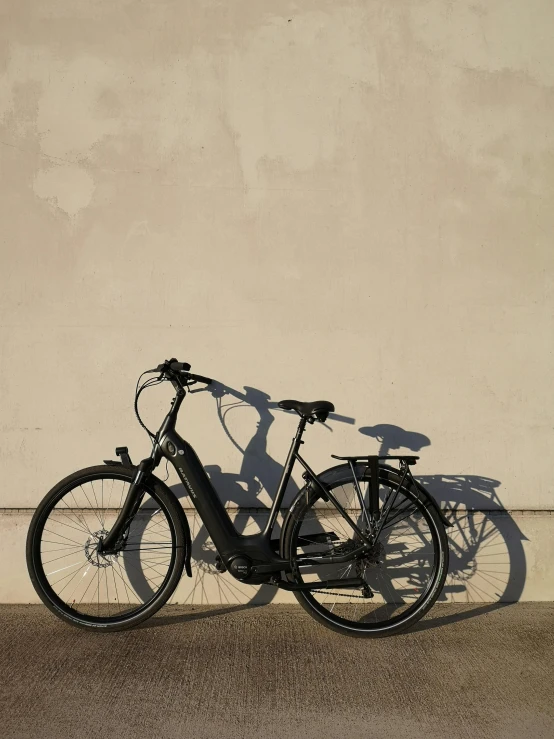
[186, 380, 210, 394]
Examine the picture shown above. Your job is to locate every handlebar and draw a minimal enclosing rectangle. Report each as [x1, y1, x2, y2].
[161, 359, 213, 385]
[168, 361, 191, 372]
[135, 360, 213, 443]
[185, 371, 213, 386]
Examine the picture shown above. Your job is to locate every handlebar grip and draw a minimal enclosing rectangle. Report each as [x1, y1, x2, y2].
[169, 361, 191, 372]
[188, 372, 213, 385]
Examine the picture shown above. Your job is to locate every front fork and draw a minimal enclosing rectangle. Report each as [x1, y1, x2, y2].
[98, 454, 154, 554]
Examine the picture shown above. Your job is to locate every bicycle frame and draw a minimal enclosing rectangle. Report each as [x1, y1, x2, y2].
[100, 385, 374, 588]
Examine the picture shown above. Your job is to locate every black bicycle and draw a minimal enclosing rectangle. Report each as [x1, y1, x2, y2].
[27, 359, 452, 637]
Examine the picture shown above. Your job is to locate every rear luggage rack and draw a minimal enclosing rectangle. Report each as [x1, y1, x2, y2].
[331, 454, 419, 464]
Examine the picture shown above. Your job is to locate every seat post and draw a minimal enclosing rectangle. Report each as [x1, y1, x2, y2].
[262, 414, 307, 536]
[295, 415, 307, 442]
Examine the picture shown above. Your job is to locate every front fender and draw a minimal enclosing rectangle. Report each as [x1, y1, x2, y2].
[148, 473, 193, 577]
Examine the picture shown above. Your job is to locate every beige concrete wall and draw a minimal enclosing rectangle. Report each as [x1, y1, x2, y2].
[0, 1, 553, 601]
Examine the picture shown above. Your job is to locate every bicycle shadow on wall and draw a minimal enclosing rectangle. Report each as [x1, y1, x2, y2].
[167, 382, 357, 609]
[127, 384, 526, 628]
[128, 382, 356, 614]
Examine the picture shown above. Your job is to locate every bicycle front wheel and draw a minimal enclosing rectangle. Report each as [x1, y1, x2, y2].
[282, 465, 449, 637]
[26, 465, 186, 631]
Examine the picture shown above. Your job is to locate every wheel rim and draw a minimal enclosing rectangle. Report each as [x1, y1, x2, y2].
[289, 475, 443, 631]
[33, 473, 177, 623]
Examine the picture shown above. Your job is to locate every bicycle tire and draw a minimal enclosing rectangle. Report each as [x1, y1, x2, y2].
[26, 465, 186, 632]
[281, 464, 449, 637]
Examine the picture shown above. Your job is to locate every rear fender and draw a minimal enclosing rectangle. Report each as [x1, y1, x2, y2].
[411, 478, 454, 528]
[378, 463, 453, 528]
[283, 462, 453, 551]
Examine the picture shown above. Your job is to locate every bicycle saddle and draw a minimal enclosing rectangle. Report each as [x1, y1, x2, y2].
[278, 399, 335, 421]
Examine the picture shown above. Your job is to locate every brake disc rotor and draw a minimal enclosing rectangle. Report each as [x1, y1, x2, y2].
[84, 529, 115, 568]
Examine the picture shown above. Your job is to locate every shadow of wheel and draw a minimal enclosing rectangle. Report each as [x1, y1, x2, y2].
[123, 474, 525, 619]
[414, 475, 526, 629]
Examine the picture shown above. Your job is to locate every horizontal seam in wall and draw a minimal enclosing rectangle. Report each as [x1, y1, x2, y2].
[0, 508, 553, 516]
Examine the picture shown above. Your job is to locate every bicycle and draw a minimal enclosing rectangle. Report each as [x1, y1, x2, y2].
[27, 359, 453, 637]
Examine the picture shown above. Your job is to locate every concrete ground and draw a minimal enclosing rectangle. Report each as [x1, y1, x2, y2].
[0, 604, 552, 739]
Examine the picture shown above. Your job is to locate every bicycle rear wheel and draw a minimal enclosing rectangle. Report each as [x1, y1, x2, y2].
[282, 465, 448, 637]
[27, 465, 186, 631]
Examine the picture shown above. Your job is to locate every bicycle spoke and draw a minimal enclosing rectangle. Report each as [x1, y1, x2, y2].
[43, 528, 83, 546]
[35, 474, 176, 622]
[289, 475, 440, 629]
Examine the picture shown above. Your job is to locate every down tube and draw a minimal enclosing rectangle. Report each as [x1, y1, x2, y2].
[159, 430, 239, 552]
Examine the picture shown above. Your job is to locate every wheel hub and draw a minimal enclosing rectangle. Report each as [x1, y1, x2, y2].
[84, 529, 118, 568]
[365, 540, 385, 566]
[356, 541, 385, 575]
[450, 556, 477, 581]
